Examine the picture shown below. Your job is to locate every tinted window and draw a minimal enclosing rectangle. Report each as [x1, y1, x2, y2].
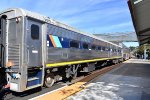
[91, 45, 96, 50]
[31, 24, 39, 39]
[105, 47, 108, 51]
[70, 41, 79, 48]
[98, 46, 101, 50]
[107, 48, 110, 51]
[113, 49, 115, 52]
[83, 43, 88, 49]
[102, 47, 105, 51]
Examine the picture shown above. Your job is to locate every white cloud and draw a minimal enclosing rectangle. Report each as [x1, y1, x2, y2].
[84, 21, 134, 33]
[0, 0, 133, 33]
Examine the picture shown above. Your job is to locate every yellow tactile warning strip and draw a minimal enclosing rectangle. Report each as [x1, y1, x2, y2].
[31, 62, 122, 100]
[46, 56, 122, 67]
[34, 82, 86, 100]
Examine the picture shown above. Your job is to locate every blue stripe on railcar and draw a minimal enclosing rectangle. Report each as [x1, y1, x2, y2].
[59, 37, 70, 48]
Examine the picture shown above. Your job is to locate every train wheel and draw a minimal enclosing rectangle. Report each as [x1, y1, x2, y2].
[44, 73, 55, 88]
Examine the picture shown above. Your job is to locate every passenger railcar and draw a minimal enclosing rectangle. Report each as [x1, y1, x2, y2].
[122, 47, 131, 60]
[0, 8, 123, 92]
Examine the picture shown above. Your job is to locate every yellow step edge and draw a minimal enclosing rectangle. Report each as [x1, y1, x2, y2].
[34, 82, 86, 100]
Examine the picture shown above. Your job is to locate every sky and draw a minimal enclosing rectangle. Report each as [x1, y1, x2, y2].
[0, 0, 139, 47]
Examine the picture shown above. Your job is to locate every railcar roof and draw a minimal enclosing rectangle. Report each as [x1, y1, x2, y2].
[0, 8, 121, 47]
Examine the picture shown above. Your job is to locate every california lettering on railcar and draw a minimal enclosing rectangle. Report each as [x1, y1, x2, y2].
[0, 8, 128, 92]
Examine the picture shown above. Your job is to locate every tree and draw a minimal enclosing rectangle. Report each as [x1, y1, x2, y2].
[129, 46, 136, 51]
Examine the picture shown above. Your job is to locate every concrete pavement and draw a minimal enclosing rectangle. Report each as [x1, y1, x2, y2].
[68, 59, 150, 100]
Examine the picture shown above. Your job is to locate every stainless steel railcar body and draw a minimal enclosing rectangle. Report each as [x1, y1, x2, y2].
[0, 8, 122, 92]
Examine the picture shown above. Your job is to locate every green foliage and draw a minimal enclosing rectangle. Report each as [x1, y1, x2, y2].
[132, 44, 150, 58]
[129, 46, 136, 51]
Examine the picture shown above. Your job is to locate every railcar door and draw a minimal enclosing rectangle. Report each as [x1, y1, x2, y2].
[27, 19, 42, 67]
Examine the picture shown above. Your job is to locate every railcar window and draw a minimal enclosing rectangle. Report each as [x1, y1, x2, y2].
[91, 45, 96, 50]
[83, 43, 88, 49]
[70, 41, 79, 48]
[106, 48, 109, 51]
[113, 49, 115, 52]
[31, 24, 39, 40]
[98, 46, 101, 50]
[102, 47, 105, 51]
[96, 46, 99, 50]
[110, 49, 112, 52]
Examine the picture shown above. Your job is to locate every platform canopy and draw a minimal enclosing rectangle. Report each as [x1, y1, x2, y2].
[94, 32, 138, 42]
[128, 0, 150, 45]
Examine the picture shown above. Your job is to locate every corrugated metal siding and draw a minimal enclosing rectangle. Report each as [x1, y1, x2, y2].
[8, 44, 20, 71]
[8, 18, 21, 71]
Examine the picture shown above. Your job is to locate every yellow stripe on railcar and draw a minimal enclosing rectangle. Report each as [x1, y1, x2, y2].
[46, 56, 122, 67]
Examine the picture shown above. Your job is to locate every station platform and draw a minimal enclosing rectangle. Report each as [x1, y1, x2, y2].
[68, 59, 150, 100]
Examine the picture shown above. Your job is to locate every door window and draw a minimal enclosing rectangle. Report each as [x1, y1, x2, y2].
[31, 24, 39, 40]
